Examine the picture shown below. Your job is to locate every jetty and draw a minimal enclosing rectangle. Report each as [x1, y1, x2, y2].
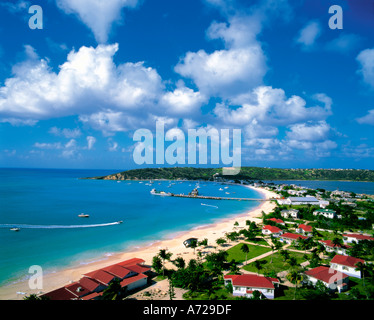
[150, 188, 273, 202]
[169, 194, 271, 201]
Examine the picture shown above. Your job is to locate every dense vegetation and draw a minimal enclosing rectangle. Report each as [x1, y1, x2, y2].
[89, 167, 374, 182]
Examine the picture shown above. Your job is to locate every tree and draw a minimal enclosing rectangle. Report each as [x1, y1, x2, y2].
[173, 257, 186, 270]
[253, 260, 263, 275]
[240, 243, 250, 265]
[159, 249, 173, 276]
[287, 270, 303, 300]
[287, 256, 298, 270]
[198, 238, 208, 247]
[279, 249, 290, 262]
[168, 277, 176, 300]
[152, 255, 163, 274]
[102, 279, 122, 300]
[229, 259, 241, 274]
[250, 290, 262, 300]
[355, 262, 369, 299]
[216, 237, 226, 247]
[23, 293, 49, 300]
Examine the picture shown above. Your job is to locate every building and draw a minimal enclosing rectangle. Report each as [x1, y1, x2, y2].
[330, 254, 365, 279]
[343, 233, 374, 244]
[267, 218, 285, 226]
[280, 232, 308, 244]
[278, 196, 320, 206]
[183, 238, 198, 248]
[41, 258, 150, 300]
[319, 200, 330, 208]
[296, 224, 313, 236]
[331, 190, 352, 198]
[318, 240, 351, 256]
[281, 209, 299, 219]
[262, 225, 283, 237]
[304, 266, 349, 293]
[313, 209, 341, 219]
[224, 274, 280, 299]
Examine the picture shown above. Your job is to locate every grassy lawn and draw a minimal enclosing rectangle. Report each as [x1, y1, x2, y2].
[246, 237, 269, 246]
[226, 243, 272, 264]
[242, 251, 310, 275]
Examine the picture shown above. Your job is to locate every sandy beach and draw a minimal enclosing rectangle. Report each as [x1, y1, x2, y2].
[0, 186, 278, 300]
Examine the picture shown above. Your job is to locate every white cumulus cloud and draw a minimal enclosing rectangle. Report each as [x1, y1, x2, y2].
[56, 0, 139, 43]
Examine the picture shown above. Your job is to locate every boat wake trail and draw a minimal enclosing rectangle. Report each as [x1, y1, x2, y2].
[0, 222, 122, 229]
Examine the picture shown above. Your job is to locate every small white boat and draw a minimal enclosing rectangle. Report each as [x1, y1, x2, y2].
[78, 213, 90, 218]
[10, 227, 20, 231]
[219, 188, 223, 191]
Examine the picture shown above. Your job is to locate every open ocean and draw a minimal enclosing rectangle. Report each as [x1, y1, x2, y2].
[0, 168, 263, 287]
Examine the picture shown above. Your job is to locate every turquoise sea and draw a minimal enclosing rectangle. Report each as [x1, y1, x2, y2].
[0, 168, 263, 287]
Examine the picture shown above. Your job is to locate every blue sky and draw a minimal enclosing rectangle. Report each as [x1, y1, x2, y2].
[0, 0, 373, 170]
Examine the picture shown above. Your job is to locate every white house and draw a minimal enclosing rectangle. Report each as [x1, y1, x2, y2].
[262, 225, 283, 237]
[304, 266, 349, 293]
[296, 224, 313, 236]
[278, 196, 321, 206]
[330, 255, 365, 279]
[224, 274, 280, 299]
[318, 240, 351, 256]
[313, 209, 341, 219]
[343, 233, 374, 244]
[280, 232, 308, 244]
[281, 209, 299, 219]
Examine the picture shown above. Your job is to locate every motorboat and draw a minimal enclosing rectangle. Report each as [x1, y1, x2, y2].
[78, 213, 90, 218]
[10, 227, 20, 231]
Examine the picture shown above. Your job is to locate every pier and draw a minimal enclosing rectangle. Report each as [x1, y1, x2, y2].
[150, 188, 274, 201]
[169, 194, 272, 201]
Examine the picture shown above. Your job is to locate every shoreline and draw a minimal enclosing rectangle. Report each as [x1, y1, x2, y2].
[0, 186, 278, 300]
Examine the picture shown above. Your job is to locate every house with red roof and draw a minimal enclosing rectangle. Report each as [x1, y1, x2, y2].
[262, 225, 283, 237]
[267, 218, 285, 226]
[318, 240, 351, 256]
[296, 224, 313, 236]
[280, 232, 308, 244]
[41, 257, 150, 300]
[330, 254, 365, 278]
[343, 233, 374, 244]
[304, 266, 349, 293]
[224, 274, 280, 299]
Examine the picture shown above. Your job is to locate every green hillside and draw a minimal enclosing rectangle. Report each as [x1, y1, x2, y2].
[87, 167, 374, 182]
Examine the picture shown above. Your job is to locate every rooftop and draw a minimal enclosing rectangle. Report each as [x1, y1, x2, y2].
[330, 254, 365, 268]
[305, 266, 349, 284]
[224, 274, 279, 289]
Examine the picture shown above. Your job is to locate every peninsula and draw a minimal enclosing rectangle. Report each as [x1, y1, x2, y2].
[85, 167, 374, 182]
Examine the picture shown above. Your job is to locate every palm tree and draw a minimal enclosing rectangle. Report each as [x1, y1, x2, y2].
[240, 243, 250, 265]
[253, 260, 263, 275]
[173, 256, 186, 270]
[287, 256, 298, 269]
[168, 277, 176, 300]
[279, 249, 290, 262]
[102, 279, 122, 300]
[159, 249, 173, 276]
[287, 270, 303, 300]
[355, 262, 368, 299]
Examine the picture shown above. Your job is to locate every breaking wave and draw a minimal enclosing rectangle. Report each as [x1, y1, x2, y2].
[0, 222, 122, 229]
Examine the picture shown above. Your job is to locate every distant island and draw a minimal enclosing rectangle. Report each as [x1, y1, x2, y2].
[85, 167, 374, 182]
